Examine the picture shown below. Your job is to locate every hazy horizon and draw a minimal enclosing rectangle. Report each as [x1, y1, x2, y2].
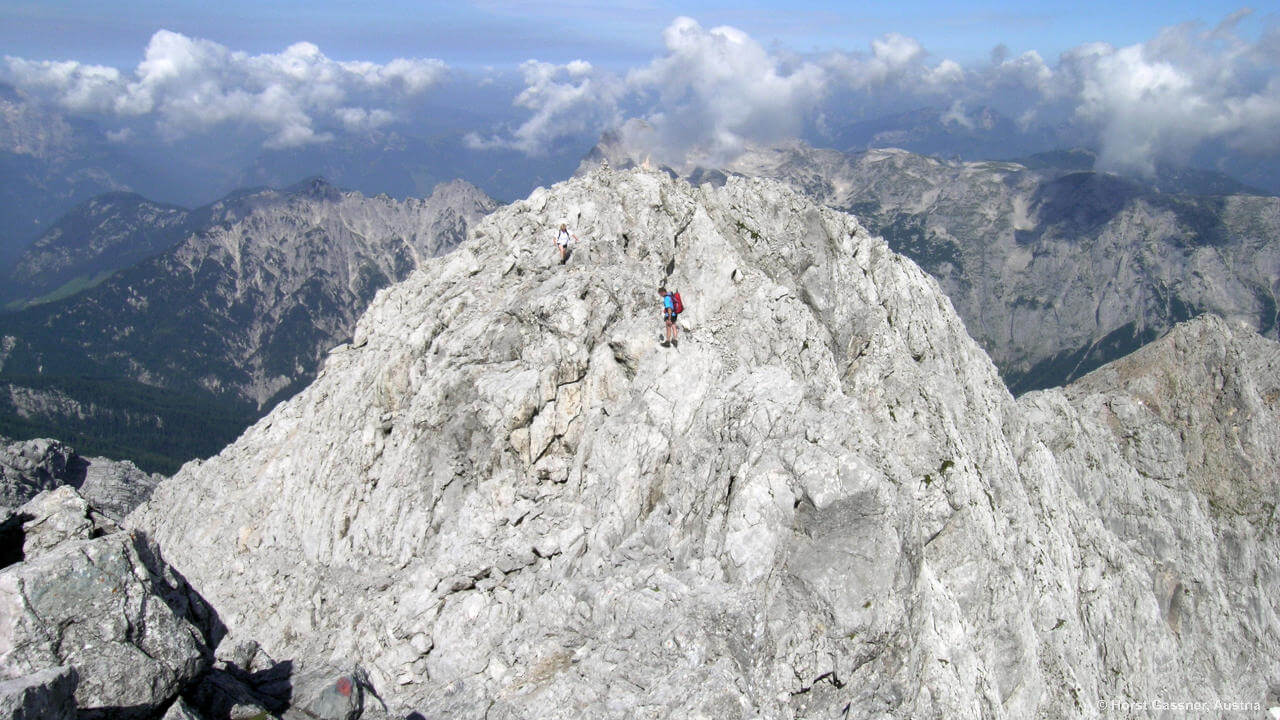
[2, 2, 1277, 220]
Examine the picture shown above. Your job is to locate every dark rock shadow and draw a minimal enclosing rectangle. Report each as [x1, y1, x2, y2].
[129, 530, 228, 650]
[1146, 194, 1231, 248]
[64, 452, 90, 489]
[191, 660, 294, 718]
[0, 510, 31, 569]
[81, 702, 177, 720]
[246, 659, 294, 713]
[1019, 171, 1142, 245]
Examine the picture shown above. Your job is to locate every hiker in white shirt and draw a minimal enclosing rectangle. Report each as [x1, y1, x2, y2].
[555, 223, 577, 264]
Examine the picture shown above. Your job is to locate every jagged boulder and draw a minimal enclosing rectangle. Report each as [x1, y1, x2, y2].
[13, 485, 119, 559]
[0, 436, 161, 521]
[132, 168, 1280, 718]
[281, 664, 366, 720]
[77, 456, 162, 523]
[0, 491, 210, 718]
[0, 438, 84, 512]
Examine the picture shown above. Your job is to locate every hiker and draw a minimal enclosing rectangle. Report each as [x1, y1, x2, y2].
[555, 223, 577, 264]
[659, 286, 681, 346]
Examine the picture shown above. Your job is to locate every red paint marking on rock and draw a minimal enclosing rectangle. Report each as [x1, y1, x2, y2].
[336, 677, 353, 697]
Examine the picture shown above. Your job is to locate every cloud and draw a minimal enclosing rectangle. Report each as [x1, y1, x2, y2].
[3, 30, 448, 148]
[465, 58, 623, 155]
[1, 58, 125, 114]
[623, 17, 827, 165]
[470, 12, 1279, 176]
[3, 13, 1278, 178]
[1047, 13, 1280, 173]
[806, 11, 1280, 176]
[470, 17, 830, 165]
[940, 100, 975, 129]
[820, 32, 961, 92]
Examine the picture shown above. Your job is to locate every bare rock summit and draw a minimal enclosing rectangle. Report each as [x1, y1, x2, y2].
[132, 167, 1280, 718]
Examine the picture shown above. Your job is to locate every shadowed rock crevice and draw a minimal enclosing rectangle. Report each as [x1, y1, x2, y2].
[0, 510, 29, 568]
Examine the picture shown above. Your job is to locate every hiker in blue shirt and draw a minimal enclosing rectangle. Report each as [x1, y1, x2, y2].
[659, 286, 679, 347]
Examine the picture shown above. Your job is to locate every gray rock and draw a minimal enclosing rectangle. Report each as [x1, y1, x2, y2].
[0, 438, 84, 513]
[161, 696, 207, 720]
[16, 485, 119, 559]
[213, 634, 262, 673]
[0, 666, 78, 720]
[132, 168, 1280, 718]
[77, 456, 162, 523]
[0, 530, 210, 718]
[281, 665, 365, 720]
[0, 436, 161, 521]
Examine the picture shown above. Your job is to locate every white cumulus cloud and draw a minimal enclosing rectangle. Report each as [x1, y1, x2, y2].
[821, 32, 959, 91]
[465, 59, 623, 155]
[624, 17, 827, 165]
[1051, 15, 1280, 173]
[470, 16, 828, 166]
[3, 30, 448, 148]
[4, 13, 1278, 180]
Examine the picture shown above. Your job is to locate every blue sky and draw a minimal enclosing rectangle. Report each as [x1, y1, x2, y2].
[1, 0, 1265, 68]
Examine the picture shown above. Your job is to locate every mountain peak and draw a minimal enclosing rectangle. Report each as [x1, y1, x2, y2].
[131, 167, 1280, 717]
[284, 174, 343, 200]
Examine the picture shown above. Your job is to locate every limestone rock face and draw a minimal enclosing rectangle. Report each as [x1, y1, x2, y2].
[133, 168, 1280, 718]
[1014, 314, 1280, 714]
[0, 490, 210, 718]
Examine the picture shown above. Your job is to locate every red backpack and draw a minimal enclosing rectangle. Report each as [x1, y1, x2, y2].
[671, 291, 684, 313]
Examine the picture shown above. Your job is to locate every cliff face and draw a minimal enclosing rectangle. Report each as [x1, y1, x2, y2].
[131, 168, 1280, 718]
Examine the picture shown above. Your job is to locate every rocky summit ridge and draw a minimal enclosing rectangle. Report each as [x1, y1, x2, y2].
[128, 167, 1280, 718]
[581, 138, 1280, 394]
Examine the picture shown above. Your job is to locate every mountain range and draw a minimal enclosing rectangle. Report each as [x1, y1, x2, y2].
[0, 82, 586, 267]
[0, 177, 495, 472]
